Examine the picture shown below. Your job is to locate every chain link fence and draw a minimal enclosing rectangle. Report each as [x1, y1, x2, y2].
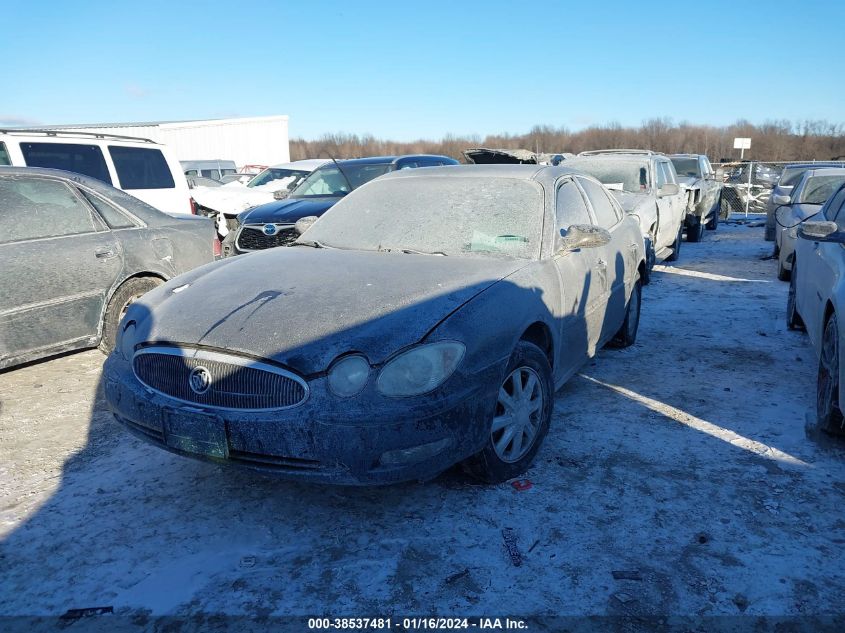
[716, 161, 788, 217]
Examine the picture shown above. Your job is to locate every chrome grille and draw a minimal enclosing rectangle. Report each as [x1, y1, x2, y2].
[133, 347, 308, 410]
[236, 224, 298, 251]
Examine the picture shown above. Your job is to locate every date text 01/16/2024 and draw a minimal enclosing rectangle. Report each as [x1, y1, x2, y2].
[307, 618, 529, 630]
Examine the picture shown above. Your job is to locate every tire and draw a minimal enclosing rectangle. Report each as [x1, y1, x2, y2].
[686, 217, 703, 242]
[99, 277, 162, 353]
[817, 313, 845, 435]
[786, 261, 804, 331]
[608, 278, 641, 348]
[666, 225, 682, 262]
[705, 194, 721, 230]
[645, 236, 656, 275]
[464, 341, 553, 483]
[777, 253, 791, 282]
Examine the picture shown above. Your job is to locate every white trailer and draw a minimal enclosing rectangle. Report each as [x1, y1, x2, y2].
[32, 115, 290, 169]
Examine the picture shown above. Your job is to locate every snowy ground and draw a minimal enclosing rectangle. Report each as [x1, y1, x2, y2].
[1, 220, 844, 630]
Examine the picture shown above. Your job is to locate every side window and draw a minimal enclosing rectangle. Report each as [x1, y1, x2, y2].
[700, 157, 711, 177]
[20, 142, 112, 184]
[655, 162, 667, 188]
[80, 189, 136, 229]
[660, 161, 677, 184]
[834, 198, 845, 231]
[555, 179, 592, 236]
[0, 177, 97, 244]
[0, 142, 10, 165]
[577, 177, 619, 229]
[108, 146, 175, 190]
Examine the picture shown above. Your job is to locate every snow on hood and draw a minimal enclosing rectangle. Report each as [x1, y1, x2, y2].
[129, 248, 525, 374]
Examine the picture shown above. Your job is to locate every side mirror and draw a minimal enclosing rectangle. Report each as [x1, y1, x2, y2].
[559, 224, 611, 251]
[657, 183, 679, 197]
[294, 215, 318, 235]
[772, 193, 791, 206]
[798, 221, 842, 242]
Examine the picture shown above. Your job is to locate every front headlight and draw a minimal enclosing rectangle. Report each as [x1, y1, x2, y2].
[119, 321, 136, 361]
[327, 354, 370, 397]
[377, 341, 465, 397]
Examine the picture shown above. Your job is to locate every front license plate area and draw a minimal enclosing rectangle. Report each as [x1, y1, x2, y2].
[164, 408, 228, 459]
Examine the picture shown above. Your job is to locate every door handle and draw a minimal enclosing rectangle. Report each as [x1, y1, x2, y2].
[597, 258, 607, 268]
[95, 249, 116, 260]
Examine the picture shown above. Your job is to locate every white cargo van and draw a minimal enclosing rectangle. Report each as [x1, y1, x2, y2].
[0, 129, 193, 216]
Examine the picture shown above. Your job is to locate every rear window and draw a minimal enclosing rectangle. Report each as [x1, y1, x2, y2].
[108, 146, 175, 190]
[0, 142, 10, 165]
[80, 189, 136, 229]
[20, 142, 112, 184]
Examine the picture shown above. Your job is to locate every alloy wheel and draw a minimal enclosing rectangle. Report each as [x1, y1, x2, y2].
[491, 367, 544, 463]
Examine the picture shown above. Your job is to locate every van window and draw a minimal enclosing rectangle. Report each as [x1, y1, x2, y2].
[0, 142, 10, 165]
[108, 146, 175, 190]
[20, 142, 112, 184]
[0, 176, 97, 244]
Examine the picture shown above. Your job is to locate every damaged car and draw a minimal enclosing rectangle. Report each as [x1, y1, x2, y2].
[192, 159, 327, 239]
[463, 147, 570, 166]
[225, 154, 458, 255]
[564, 150, 687, 270]
[669, 154, 723, 240]
[0, 167, 219, 370]
[104, 165, 646, 485]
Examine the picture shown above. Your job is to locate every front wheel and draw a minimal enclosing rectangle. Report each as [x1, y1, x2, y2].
[464, 341, 553, 483]
[100, 277, 162, 353]
[706, 194, 721, 230]
[608, 278, 641, 348]
[686, 217, 703, 242]
[666, 224, 682, 262]
[818, 313, 844, 435]
[786, 261, 804, 331]
[777, 252, 791, 282]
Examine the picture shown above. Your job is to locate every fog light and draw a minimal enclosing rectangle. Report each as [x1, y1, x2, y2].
[379, 438, 452, 466]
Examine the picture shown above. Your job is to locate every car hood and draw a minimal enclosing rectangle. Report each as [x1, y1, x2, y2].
[677, 176, 700, 188]
[610, 190, 652, 213]
[191, 187, 276, 216]
[131, 248, 527, 374]
[238, 197, 340, 225]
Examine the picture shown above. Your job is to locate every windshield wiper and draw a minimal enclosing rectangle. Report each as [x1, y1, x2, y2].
[378, 246, 448, 256]
[293, 239, 333, 249]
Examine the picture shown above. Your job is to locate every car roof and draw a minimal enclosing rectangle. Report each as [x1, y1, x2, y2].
[802, 167, 845, 177]
[316, 154, 458, 167]
[785, 161, 845, 169]
[377, 163, 586, 184]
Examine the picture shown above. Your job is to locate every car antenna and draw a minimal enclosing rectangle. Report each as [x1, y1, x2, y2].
[327, 153, 355, 193]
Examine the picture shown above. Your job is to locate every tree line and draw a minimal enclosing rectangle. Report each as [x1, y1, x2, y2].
[290, 119, 845, 164]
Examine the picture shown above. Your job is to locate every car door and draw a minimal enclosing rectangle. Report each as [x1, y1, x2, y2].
[0, 175, 122, 363]
[653, 160, 673, 250]
[550, 178, 598, 369]
[699, 156, 718, 210]
[576, 176, 631, 345]
[801, 190, 845, 347]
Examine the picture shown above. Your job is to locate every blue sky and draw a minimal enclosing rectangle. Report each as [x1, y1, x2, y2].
[2, 0, 843, 140]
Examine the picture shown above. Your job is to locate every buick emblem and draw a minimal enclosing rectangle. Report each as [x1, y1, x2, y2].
[188, 366, 212, 394]
[263, 224, 277, 236]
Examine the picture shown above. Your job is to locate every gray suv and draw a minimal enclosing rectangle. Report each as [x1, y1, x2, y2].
[669, 154, 723, 240]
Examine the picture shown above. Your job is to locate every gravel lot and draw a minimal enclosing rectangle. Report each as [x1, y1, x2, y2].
[1, 220, 844, 629]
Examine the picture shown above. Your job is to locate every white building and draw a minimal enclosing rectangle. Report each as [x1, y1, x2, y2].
[33, 115, 290, 168]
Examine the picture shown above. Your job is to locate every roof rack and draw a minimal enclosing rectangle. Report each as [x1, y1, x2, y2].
[578, 149, 664, 157]
[0, 128, 156, 144]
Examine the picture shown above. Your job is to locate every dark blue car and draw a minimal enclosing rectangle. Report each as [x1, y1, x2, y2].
[224, 154, 458, 255]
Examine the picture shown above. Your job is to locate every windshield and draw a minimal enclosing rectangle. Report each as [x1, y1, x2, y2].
[247, 168, 310, 189]
[799, 175, 845, 205]
[670, 158, 700, 178]
[291, 163, 392, 197]
[301, 176, 545, 259]
[567, 160, 650, 194]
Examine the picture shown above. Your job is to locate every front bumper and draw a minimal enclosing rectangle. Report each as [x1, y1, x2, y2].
[103, 354, 499, 485]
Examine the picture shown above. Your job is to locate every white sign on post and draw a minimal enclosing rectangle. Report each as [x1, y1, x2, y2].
[733, 137, 751, 160]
